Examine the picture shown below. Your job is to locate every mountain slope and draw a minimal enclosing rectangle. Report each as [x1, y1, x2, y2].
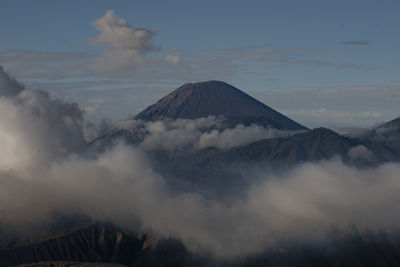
[221, 127, 400, 167]
[0, 223, 204, 267]
[358, 116, 400, 150]
[147, 128, 400, 197]
[134, 81, 307, 130]
[6, 222, 400, 267]
[0, 223, 149, 267]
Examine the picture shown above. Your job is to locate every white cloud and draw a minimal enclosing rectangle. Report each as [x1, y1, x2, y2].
[113, 117, 301, 151]
[91, 10, 181, 75]
[92, 10, 158, 52]
[256, 84, 400, 128]
[165, 54, 181, 64]
[0, 66, 86, 175]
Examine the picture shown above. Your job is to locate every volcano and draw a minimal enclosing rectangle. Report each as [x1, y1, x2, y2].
[134, 80, 307, 130]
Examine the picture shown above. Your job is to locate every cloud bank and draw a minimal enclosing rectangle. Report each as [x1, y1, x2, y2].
[113, 117, 300, 151]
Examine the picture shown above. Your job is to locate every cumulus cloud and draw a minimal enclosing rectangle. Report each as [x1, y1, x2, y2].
[0, 67, 87, 174]
[92, 10, 181, 74]
[93, 10, 158, 53]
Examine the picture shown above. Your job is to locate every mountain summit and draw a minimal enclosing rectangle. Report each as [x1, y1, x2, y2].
[134, 81, 307, 130]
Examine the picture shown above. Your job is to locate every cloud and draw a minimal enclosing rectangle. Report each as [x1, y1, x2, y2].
[256, 84, 400, 128]
[216, 44, 371, 70]
[196, 124, 298, 150]
[0, 65, 25, 97]
[0, 11, 187, 81]
[2, 140, 400, 258]
[341, 40, 371, 46]
[91, 10, 181, 75]
[83, 104, 112, 141]
[165, 54, 181, 64]
[92, 10, 158, 53]
[0, 50, 94, 79]
[348, 118, 400, 146]
[297, 108, 381, 120]
[112, 117, 301, 151]
[240, 54, 370, 69]
[0, 66, 87, 174]
[347, 145, 374, 162]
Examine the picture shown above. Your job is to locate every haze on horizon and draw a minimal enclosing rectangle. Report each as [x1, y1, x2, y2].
[0, 0, 399, 128]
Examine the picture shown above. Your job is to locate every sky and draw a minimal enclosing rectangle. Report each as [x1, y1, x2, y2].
[0, 0, 399, 128]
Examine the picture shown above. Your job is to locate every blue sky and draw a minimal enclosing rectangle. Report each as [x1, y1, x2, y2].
[0, 0, 399, 128]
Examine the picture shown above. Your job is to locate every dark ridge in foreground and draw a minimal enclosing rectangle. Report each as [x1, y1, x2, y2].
[0, 223, 149, 267]
[134, 81, 307, 130]
[15, 262, 126, 267]
[4, 222, 400, 267]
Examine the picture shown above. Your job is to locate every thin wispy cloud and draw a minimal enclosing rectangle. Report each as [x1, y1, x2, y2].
[255, 84, 400, 127]
[112, 117, 301, 151]
[341, 40, 371, 46]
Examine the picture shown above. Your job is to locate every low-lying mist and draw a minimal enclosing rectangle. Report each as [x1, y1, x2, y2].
[1, 66, 400, 259]
[113, 115, 301, 151]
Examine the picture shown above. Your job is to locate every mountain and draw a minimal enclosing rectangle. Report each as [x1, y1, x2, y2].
[149, 128, 400, 196]
[219, 127, 400, 167]
[357, 116, 400, 150]
[5, 222, 400, 267]
[0, 223, 150, 267]
[134, 81, 307, 130]
[0, 222, 204, 267]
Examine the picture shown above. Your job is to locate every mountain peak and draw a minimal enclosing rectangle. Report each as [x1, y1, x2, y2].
[134, 81, 307, 130]
[181, 80, 230, 87]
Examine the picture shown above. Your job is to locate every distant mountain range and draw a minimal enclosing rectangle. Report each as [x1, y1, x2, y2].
[2, 80, 400, 267]
[91, 81, 400, 195]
